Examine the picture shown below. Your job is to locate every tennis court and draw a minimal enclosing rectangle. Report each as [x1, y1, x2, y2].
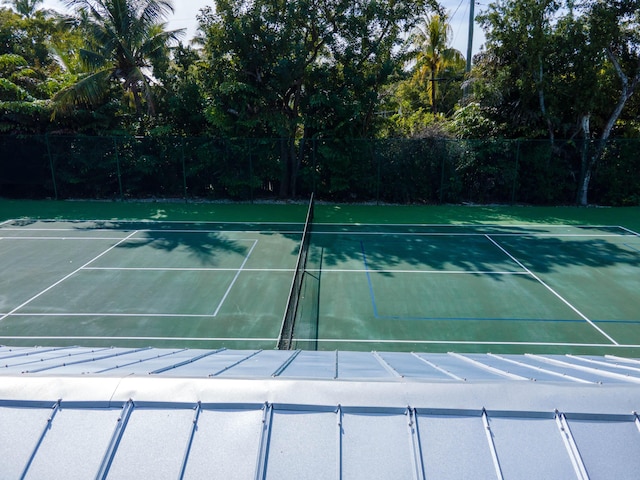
[1, 209, 640, 354]
[0, 218, 301, 349]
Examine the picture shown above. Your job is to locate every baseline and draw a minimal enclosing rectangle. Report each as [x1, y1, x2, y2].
[314, 338, 640, 348]
[0, 336, 638, 350]
[0, 335, 277, 343]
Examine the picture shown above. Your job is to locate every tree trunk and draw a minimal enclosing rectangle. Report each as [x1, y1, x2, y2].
[576, 115, 591, 206]
[576, 49, 639, 206]
[577, 168, 591, 206]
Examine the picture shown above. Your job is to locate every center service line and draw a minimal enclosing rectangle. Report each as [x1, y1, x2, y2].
[484, 234, 619, 345]
[0, 230, 139, 322]
[212, 239, 258, 316]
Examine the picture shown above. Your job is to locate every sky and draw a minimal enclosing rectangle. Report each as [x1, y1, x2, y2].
[41, 0, 487, 58]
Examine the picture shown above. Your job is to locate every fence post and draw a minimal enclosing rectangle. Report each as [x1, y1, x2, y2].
[439, 147, 446, 204]
[375, 140, 381, 205]
[113, 137, 123, 200]
[511, 140, 520, 204]
[181, 137, 188, 202]
[312, 137, 317, 194]
[249, 139, 254, 203]
[44, 134, 58, 200]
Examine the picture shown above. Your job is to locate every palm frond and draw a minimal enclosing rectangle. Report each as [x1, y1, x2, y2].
[52, 67, 112, 115]
[139, 0, 174, 27]
[78, 48, 108, 70]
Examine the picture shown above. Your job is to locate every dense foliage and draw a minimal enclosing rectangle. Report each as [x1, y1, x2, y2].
[0, 0, 639, 204]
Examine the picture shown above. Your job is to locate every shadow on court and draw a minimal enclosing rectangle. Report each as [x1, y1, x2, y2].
[307, 224, 640, 281]
[117, 230, 248, 265]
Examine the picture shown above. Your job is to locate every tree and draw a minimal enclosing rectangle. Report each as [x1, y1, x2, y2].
[152, 43, 207, 136]
[575, 0, 640, 205]
[473, 0, 640, 204]
[2, 0, 44, 18]
[199, 0, 435, 197]
[409, 14, 465, 115]
[475, 0, 561, 139]
[0, 7, 74, 133]
[53, 0, 183, 118]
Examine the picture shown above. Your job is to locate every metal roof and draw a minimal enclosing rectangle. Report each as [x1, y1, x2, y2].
[1, 346, 639, 479]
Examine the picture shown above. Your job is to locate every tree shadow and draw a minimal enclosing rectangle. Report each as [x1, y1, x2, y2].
[116, 230, 249, 265]
[6, 219, 253, 265]
[5, 218, 640, 279]
[306, 224, 640, 281]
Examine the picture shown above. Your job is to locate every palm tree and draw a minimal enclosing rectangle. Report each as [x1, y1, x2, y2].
[54, 0, 183, 116]
[410, 14, 465, 114]
[2, 0, 44, 18]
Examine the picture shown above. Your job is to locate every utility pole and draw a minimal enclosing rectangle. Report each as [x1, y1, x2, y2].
[466, 0, 475, 73]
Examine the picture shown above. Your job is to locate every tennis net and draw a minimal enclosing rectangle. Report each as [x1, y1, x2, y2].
[276, 193, 315, 350]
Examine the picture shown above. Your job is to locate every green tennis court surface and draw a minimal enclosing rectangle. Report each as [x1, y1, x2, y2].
[1, 211, 640, 355]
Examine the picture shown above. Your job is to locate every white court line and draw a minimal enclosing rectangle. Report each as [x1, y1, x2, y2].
[84, 267, 295, 272]
[619, 225, 640, 237]
[316, 222, 622, 228]
[312, 339, 640, 347]
[8, 313, 218, 318]
[5, 218, 304, 225]
[1, 227, 301, 235]
[484, 234, 619, 345]
[0, 336, 638, 348]
[312, 230, 627, 237]
[0, 228, 135, 232]
[213, 239, 258, 316]
[0, 336, 277, 342]
[0, 230, 139, 322]
[0, 236, 127, 240]
[307, 268, 529, 275]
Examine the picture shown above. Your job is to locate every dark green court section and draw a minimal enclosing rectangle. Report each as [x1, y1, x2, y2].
[3, 199, 640, 230]
[493, 235, 640, 328]
[2, 200, 640, 354]
[0, 220, 302, 349]
[293, 227, 636, 353]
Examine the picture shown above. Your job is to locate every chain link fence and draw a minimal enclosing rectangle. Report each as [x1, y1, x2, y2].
[1, 135, 638, 205]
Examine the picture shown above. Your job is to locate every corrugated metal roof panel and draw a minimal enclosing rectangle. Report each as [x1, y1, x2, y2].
[375, 351, 454, 379]
[105, 406, 195, 479]
[336, 351, 395, 379]
[0, 347, 114, 373]
[277, 350, 337, 379]
[567, 416, 640, 479]
[181, 407, 263, 480]
[0, 347, 639, 478]
[485, 353, 589, 383]
[196, 349, 263, 376]
[264, 409, 337, 479]
[53, 348, 188, 375]
[563, 355, 640, 380]
[23, 407, 121, 480]
[0, 405, 54, 479]
[112, 348, 218, 375]
[413, 353, 506, 380]
[0, 345, 54, 358]
[418, 413, 496, 478]
[215, 349, 294, 378]
[524, 354, 640, 384]
[488, 415, 577, 479]
[341, 409, 415, 480]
